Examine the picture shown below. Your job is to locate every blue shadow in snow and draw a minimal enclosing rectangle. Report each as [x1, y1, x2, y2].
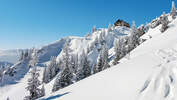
[41, 92, 70, 100]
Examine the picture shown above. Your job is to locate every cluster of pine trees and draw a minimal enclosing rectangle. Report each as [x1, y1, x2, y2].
[93, 44, 110, 73]
[15, 2, 177, 100]
[113, 21, 141, 65]
[25, 50, 45, 100]
[42, 56, 59, 83]
[52, 42, 93, 91]
[150, 1, 176, 33]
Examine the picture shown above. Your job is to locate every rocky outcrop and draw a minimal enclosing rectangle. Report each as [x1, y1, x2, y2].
[114, 19, 130, 28]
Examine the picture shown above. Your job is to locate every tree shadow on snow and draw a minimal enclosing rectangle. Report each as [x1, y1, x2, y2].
[41, 92, 70, 100]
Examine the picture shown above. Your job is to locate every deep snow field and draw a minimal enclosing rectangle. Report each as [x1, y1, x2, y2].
[1, 14, 177, 100]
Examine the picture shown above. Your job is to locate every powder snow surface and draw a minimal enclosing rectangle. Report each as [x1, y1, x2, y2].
[40, 18, 177, 100]
[1, 16, 177, 100]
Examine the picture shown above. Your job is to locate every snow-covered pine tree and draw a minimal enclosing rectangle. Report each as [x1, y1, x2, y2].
[42, 56, 59, 83]
[93, 44, 110, 72]
[99, 33, 104, 45]
[92, 25, 97, 33]
[25, 66, 41, 100]
[52, 63, 73, 92]
[171, 1, 176, 19]
[70, 53, 79, 82]
[120, 38, 127, 58]
[113, 39, 122, 65]
[42, 65, 49, 83]
[42, 66, 46, 83]
[102, 44, 110, 70]
[52, 42, 73, 92]
[160, 12, 169, 33]
[50, 56, 58, 79]
[29, 48, 38, 67]
[95, 50, 104, 73]
[76, 50, 91, 81]
[25, 50, 45, 100]
[128, 21, 139, 51]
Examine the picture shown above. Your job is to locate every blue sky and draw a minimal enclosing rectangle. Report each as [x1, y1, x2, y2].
[0, 0, 174, 50]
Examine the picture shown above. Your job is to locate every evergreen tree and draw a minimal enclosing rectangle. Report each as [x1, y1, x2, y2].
[128, 21, 139, 51]
[52, 42, 73, 92]
[42, 56, 58, 83]
[25, 50, 44, 100]
[171, 1, 176, 19]
[93, 44, 110, 73]
[102, 44, 110, 70]
[42, 66, 47, 83]
[29, 49, 38, 67]
[76, 50, 91, 81]
[96, 50, 104, 72]
[52, 64, 73, 92]
[113, 39, 122, 65]
[25, 67, 41, 99]
[50, 57, 58, 79]
[160, 12, 169, 33]
[70, 54, 79, 82]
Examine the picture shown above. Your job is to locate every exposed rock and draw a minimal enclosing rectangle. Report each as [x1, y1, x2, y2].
[114, 19, 130, 28]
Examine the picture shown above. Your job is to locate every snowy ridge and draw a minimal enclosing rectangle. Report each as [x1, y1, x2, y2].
[1, 6, 177, 100]
[39, 15, 177, 100]
[0, 60, 30, 86]
[0, 23, 132, 100]
[56, 26, 131, 64]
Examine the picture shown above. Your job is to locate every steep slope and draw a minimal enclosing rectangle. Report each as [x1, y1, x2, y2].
[0, 66, 44, 100]
[40, 17, 177, 100]
[0, 25, 131, 100]
[0, 60, 30, 86]
[56, 27, 131, 64]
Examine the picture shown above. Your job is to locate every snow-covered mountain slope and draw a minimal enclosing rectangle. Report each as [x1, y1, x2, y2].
[37, 26, 131, 65]
[0, 65, 44, 100]
[0, 49, 21, 63]
[0, 60, 30, 86]
[39, 17, 177, 100]
[1, 12, 176, 100]
[0, 25, 131, 100]
[56, 27, 130, 64]
[37, 38, 68, 63]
